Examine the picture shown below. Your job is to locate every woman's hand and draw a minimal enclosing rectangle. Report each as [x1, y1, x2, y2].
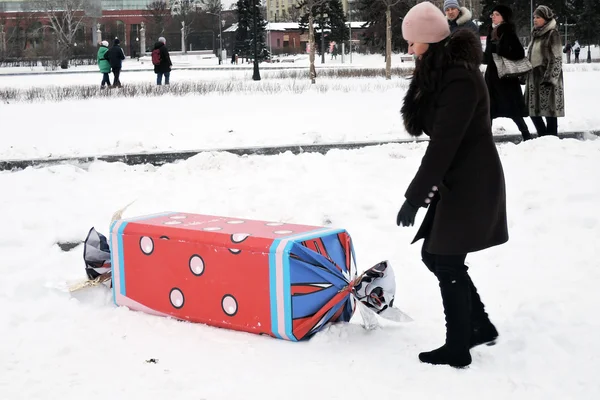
[396, 200, 420, 227]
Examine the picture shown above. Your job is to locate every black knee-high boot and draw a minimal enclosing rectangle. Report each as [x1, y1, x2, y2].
[421, 247, 496, 351]
[546, 117, 558, 136]
[467, 276, 499, 349]
[512, 117, 532, 141]
[419, 264, 472, 368]
[531, 116, 547, 136]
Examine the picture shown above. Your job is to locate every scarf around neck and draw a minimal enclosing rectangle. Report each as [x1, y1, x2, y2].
[529, 19, 556, 68]
[491, 23, 502, 42]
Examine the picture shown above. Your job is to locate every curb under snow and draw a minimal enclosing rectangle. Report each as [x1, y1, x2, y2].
[1, 131, 598, 172]
[0, 64, 356, 77]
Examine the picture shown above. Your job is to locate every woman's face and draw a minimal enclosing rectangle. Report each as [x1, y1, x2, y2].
[491, 11, 504, 26]
[408, 42, 430, 59]
[533, 15, 546, 28]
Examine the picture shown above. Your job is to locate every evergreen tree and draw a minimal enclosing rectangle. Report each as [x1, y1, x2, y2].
[571, 0, 600, 47]
[235, 0, 270, 61]
[298, 1, 327, 56]
[328, 0, 349, 44]
[200, 0, 222, 14]
[356, 0, 411, 54]
[298, 0, 348, 55]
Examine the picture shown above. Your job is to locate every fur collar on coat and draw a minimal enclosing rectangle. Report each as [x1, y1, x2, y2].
[401, 30, 482, 137]
[455, 7, 473, 26]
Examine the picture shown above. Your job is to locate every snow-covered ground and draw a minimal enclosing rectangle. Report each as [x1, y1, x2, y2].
[0, 52, 413, 76]
[1, 137, 599, 398]
[1, 45, 598, 76]
[1, 68, 599, 160]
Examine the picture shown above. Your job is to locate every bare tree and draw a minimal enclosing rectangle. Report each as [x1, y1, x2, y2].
[2, 12, 41, 58]
[288, 7, 303, 22]
[34, 0, 92, 67]
[199, 0, 223, 14]
[298, 0, 329, 84]
[170, 0, 202, 50]
[146, 1, 171, 40]
[383, 0, 401, 80]
[358, 0, 413, 74]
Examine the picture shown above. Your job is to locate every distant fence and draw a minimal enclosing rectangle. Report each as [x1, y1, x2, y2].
[0, 55, 97, 69]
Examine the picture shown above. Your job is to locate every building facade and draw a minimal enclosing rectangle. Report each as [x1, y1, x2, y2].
[0, 0, 155, 56]
[0, 1, 235, 58]
[265, 0, 349, 23]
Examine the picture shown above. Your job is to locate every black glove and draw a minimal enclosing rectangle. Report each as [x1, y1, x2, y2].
[396, 199, 419, 227]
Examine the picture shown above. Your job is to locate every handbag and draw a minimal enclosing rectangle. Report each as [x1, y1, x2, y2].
[492, 53, 532, 79]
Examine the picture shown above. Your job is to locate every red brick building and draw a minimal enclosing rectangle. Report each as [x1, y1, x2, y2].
[0, 2, 237, 58]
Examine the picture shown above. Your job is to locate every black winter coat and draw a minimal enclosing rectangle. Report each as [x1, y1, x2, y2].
[401, 30, 509, 255]
[483, 23, 528, 119]
[105, 45, 125, 69]
[448, 7, 480, 35]
[153, 42, 172, 74]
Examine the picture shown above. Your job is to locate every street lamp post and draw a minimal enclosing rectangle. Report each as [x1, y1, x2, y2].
[562, 21, 576, 45]
[252, 0, 261, 81]
[321, 20, 325, 64]
[348, 3, 352, 64]
[586, 0, 592, 63]
[530, 0, 533, 33]
[207, 10, 223, 63]
[587, 26, 592, 63]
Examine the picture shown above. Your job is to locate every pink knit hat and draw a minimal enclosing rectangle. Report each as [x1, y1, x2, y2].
[402, 1, 451, 44]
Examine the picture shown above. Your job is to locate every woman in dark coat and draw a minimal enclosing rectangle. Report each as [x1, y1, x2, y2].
[153, 37, 173, 85]
[397, 1, 508, 368]
[484, 5, 531, 141]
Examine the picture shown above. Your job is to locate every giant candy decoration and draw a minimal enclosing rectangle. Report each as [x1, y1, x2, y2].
[79, 212, 408, 340]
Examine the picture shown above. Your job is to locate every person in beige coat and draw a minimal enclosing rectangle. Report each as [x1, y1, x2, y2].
[525, 5, 565, 136]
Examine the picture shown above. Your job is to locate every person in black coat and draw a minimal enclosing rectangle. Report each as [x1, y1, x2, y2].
[444, 0, 479, 35]
[563, 42, 572, 64]
[398, 1, 508, 368]
[483, 5, 531, 141]
[153, 37, 173, 85]
[104, 38, 126, 87]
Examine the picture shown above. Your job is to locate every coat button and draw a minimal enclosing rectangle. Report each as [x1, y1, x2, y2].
[432, 186, 438, 191]
[428, 192, 435, 198]
[425, 198, 431, 204]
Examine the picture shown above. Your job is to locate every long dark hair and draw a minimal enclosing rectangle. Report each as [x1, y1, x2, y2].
[412, 38, 451, 94]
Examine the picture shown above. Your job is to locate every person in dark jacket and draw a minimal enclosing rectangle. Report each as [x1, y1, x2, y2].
[104, 38, 126, 88]
[483, 5, 531, 141]
[563, 42, 572, 64]
[398, 1, 508, 368]
[444, 0, 479, 35]
[153, 37, 173, 85]
[573, 41, 581, 63]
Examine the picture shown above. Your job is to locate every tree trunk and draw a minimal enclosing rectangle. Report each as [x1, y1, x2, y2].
[309, 12, 316, 84]
[321, 21, 325, 64]
[60, 45, 71, 69]
[385, 6, 392, 80]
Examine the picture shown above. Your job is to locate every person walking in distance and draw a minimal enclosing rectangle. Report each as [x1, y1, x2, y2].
[563, 42, 572, 64]
[104, 38, 126, 88]
[573, 40, 581, 63]
[397, 1, 508, 368]
[97, 40, 111, 89]
[152, 37, 173, 85]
